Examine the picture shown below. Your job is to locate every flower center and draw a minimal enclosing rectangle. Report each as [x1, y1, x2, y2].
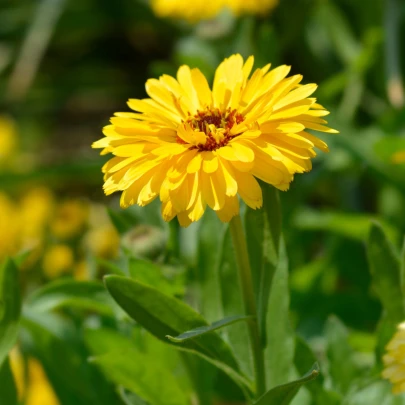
[178, 108, 245, 151]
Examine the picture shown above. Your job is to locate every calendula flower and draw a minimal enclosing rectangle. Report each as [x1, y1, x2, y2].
[383, 322, 405, 394]
[42, 244, 74, 278]
[151, 0, 222, 22]
[225, 0, 278, 16]
[93, 54, 337, 227]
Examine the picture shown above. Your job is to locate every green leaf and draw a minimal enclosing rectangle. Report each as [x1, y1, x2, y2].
[21, 310, 119, 405]
[367, 222, 404, 322]
[118, 387, 148, 405]
[196, 209, 225, 322]
[26, 279, 115, 316]
[218, 227, 252, 378]
[0, 259, 21, 367]
[90, 348, 189, 405]
[128, 257, 184, 297]
[253, 363, 320, 405]
[167, 315, 253, 343]
[265, 239, 295, 388]
[325, 316, 361, 394]
[104, 276, 239, 369]
[245, 184, 281, 346]
[294, 336, 341, 405]
[0, 357, 18, 405]
[108, 207, 137, 235]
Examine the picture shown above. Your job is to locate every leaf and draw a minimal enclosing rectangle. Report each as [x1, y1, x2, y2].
[21, 310, 119, 405]
[108, 207, 137, 235]
[265, 239, 295, 388]
[90, 348, 189, 405]
[0, 357, 18, 405]
[367, 222, 404, 322]
[253, 363, 320, 405]
[294, 336, 341, 405]
[245, 184, 281, 346]
[196, 209, 225, 322]
[167, 315, 253, 343]
[118, 387, 149, 405]
[104, 276, 239, 370]
[218, 226, 254, 379]
[128, 257, 184, 297]
[0, 259, 21, 367]
[325, 316, 361, 394]
[26, 279, 115, 316]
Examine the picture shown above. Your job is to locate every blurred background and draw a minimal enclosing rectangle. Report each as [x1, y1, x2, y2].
[0, 0, 404, 402]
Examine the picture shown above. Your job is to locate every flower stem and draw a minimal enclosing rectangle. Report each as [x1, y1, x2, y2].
[229, 215, 266, 398]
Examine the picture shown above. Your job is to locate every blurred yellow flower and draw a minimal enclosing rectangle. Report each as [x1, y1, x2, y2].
[151, 0, 222, 22]
[50, 200, 88, 239]
[225, 0, 278, 16]
[0, 193, 19, 259]
[0, 114, 18, 164]
[42, 244, 74, 278]
[392, 150, 405, 164]
[94, 54, 336, 226]
[383, 322, 405, 394]
[10, 349, 60, 405]
[84, 203, 120, 259]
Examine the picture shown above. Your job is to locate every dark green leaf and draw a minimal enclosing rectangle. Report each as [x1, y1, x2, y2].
[104, 276, 239, 369]
[253, 363, 320, 405]
[245, 184, 281, 346]
[367, 222, 404, 321]
[108, 208, 137, 235]
[0, 357, 18, 405]
[26, 279, 115, 315]
[167, 315, 253, 343]
[0, 259, 21, 367]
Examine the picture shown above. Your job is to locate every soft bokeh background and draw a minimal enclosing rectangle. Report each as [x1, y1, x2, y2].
[0, 0, 405, 403]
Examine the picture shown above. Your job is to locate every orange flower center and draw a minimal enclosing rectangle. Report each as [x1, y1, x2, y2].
[177, 108, 245, 151]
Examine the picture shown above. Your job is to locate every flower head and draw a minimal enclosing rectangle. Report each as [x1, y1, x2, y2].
[224, 0, 278, 17]
[93, 54, 337, 227]
[383, 322, 405, 394]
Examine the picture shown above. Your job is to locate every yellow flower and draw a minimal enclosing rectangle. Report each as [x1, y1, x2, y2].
[42, 244, 74, 278]
[0, 114, 18, 165]
[50, 200, 88, 239]
[383, 322, 405, 394]
[151, 0, 223, 22]
[10, 348, 60, 405]
[392, 150, 405, 164]
[93, 54, 337, 227]
[225, 0, 278, 16]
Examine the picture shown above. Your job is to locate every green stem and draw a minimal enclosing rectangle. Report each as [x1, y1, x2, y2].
[229, 215, 266, 398]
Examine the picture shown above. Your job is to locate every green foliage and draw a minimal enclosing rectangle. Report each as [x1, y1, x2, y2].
[0, 357, 18, 405]
[0, 259, 21, 367]
[253, 363, 319, 405]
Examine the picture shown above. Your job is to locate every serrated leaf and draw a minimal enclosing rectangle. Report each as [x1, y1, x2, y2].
[26, 279, 115, 315]
[0, 357, 18, 405]
[253, 363, 320, 405]
[0, 259, 21, 367]
[245, 184, 281, 346]
[104, 276, 239, 370]
[367, 222, 404, 322]
[167, 315, 253, 343]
